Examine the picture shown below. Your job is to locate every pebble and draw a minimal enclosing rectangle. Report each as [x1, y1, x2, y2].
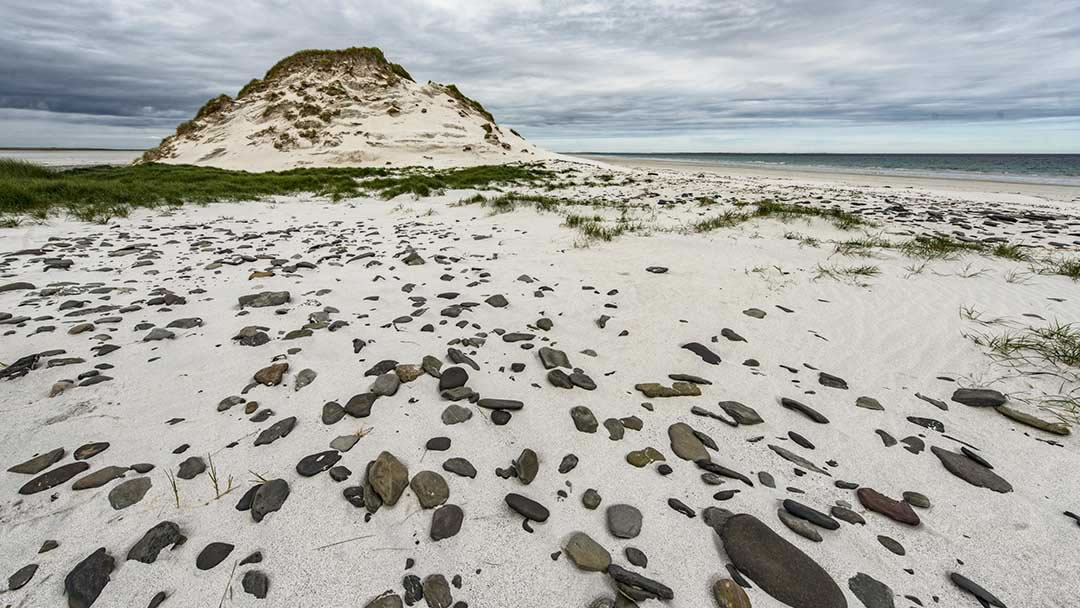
[65, 548, 115, 608]
[564, 532, 611, 572]
[607, 504, 643, 538]
[505, 493, 549, 522]
[430, 504, 464, 541]
[108, 477, 152, 510]
[196, 542, 235, 570]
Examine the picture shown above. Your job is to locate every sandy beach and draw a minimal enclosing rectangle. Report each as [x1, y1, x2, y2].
[2, 155, 1078, 608]
[578, 154, 1080, 203]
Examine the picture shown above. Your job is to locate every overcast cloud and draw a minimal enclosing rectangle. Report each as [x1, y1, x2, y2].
[1, 0, 1078, 151]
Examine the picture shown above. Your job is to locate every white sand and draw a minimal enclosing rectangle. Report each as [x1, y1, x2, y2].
[1, 159, 1078, 608]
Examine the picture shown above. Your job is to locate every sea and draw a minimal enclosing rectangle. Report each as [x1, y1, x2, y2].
[4, 149, 1080, 187]
[585, 153, 1080, 186]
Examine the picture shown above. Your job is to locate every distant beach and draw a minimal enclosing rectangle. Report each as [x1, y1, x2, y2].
[0, 149, 142, 169]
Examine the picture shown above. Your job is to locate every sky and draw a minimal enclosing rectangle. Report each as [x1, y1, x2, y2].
[1, 0, 1079, 153]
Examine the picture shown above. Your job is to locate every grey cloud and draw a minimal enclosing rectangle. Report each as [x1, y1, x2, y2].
[0, 0, 1077, 149]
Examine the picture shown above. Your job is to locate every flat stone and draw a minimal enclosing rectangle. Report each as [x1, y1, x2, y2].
[442, 458, 477, 478]
[515, 449, 539, 484]
[371, 372, 400, 396]
[877, 535, 905, 555]
[8, 447, 65, 474]
[242, 570, 269, 599]
[8, 563, 38, 591]
[108, 477, 152, 510]
[783, 499, 840, 530]
[238, 291, 290, 308]
[582, 488, 602, 509]
[712, 578, 751, 608]
[996, 404, 1071, 435]
[177, 456, 206, 480]
[296, 450, 341, 476]
[196, 542, 235, 570]
[505, 493, 549, 521]
[778, 508, 822, 541]
[538, 346, 571, 369]
[74, 442, 110, 460]
[857, 488, 920, 526]
[848, 572, 896, 608]
[950, 572, 1006, 607]
[682, 342, 722, 364]
[430, 504, 464, 541]
[571, 406, 599, 433]
[564, 532, 611, 572]
[607, 504, 643, 538]
[410, 471, 450, 509]
[345, 392, 378, 417]
[780, 397, 830, 423]
[855, 396, 884, 411]
[476, 398, 523, 411]
[718, 401, 764, 425]
[721, 513, 846, 608]
[423, 574, 452, 608]
[370, 451, 409, 505]
[251, 479, 290, 522]
[931, 446, 1012, 493]
[65, 548, 115, 608]
[19, 461, 89, 494]
[668, 422, 710, 461]
[330, 434, 360, 452]
[951, 388, 1006, 407]
[254, 362, 288, 386]
[607, 564, 674, 601]
[254, 416, 297, 446]
[127, 521, 185, 563]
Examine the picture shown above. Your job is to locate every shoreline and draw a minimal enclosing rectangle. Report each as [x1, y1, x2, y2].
[574, 154, 1080, 201]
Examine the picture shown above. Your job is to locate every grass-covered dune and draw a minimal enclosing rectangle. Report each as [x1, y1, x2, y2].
[0, 160, 552, 223]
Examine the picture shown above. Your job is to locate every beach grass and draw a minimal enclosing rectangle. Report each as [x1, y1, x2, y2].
[0, 160, 553, 222]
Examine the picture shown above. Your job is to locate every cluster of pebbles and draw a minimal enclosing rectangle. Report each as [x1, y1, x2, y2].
[2, 160, 1078, 608]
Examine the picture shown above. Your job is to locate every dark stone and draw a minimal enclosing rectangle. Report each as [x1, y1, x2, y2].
[477, 398, 523, 411]
[127, 522, 185, 564]
[176, 456, 205, 480]
[65, 548, 115, 608]
[19, 461, 90, 494]
[345, 393, 378, 418]
[949, 572, 1006, 607]
[442, 458, 477, 479]
[931, 447, 1012, 493]
[254, 416, 297, 446]
[8, 447, 65, 474]
[505, 493, 549, 521]
[242, 570, 269, 599]
[252, 479, 290, 521]
[783, 499, 840, 530]
[626, 547, 648, 568]
[438, 367, 468, 391]
[74, 442, 110, 460]
[780, 398, 830, 424]
[857, 488, 920, 526]
[426, 437, 451, 451]
[607, 564, 674, 600]
[720, 513, 847, 608]
[682, 342, 722, 365]
[818, 372, 849, 389]
[296, 451, 342, 477]
[559, 454, 579, 473]
[951, 388, 1006, 407]
[196, 542, 234, 570]
[718, 401, 763, 425]
[431, 504, 464, 541]
[8, 563, 38, 591]
[848, 572, 896, 608]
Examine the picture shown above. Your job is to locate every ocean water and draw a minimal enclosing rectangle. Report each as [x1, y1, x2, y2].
[590, 153, 1080, 186]
[0, 149, 143, 169]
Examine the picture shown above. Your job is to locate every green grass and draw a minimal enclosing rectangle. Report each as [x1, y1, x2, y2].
[814, 263, 881, 285]
[832, 235, 894, 256]
[0, 161, 556, 222]
[0, 160, 397, 221]
[359, 164, 553, 199]
[691, 210, 749, 232]
[454, 192, 564, 213]
[897, 234, 984, 260]
[1039, 257, 1080, 280]
[750, 199, 868, 230]
[969, 321, 1080, 370]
